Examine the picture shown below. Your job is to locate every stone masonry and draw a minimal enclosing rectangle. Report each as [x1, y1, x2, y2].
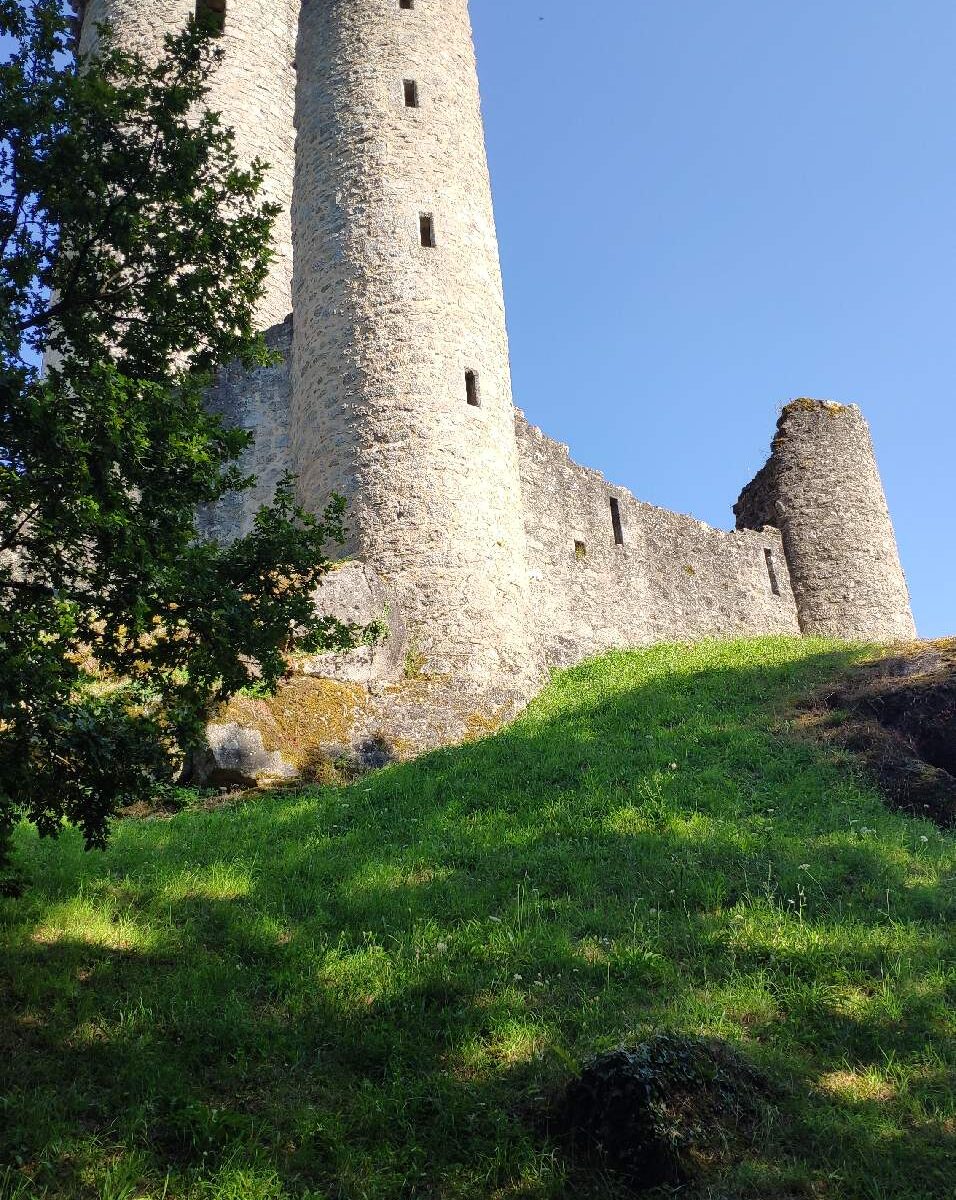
[79, 0, 297, 330]
[735, 400, 916, 642]
[290, 0, 537, 685]
[80, 1, 916, 713]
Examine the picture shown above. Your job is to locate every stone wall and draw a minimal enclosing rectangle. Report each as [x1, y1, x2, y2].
[79, 0, 297, 330]
[291, 0, 537, 686]
[197, 318, 293, 543]
[736, 400, 916, 641]
[516, 414, 801, 668]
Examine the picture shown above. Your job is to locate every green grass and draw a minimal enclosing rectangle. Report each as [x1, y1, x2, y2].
[2, 637, 954, 1199]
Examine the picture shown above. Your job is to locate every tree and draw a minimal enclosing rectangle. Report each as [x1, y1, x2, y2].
[0, 1, 354, 889]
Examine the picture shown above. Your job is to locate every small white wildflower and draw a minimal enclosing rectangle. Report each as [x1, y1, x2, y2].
[513, 974, 523, 982]
[435, 942, 448, 954]
[919, 836, 929, 844]
[669, 763, 678, 771]
[799, 864, 811, 871]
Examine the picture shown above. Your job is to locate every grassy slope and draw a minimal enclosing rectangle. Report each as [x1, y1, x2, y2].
[2, 638, 954, 1200]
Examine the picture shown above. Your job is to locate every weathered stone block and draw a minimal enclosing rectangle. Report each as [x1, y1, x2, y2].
[299, 562, 407, 684]
[195, 723, 298, 789]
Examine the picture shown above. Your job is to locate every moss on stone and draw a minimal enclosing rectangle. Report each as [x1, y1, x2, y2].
[218, 676, 367, 772]
[462, 708, 507, 742]
[783, 397, 852, 417]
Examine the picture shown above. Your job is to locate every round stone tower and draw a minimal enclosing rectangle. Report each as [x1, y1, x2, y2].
[736, 399, 916, 641]
[291, 0, 536, 683]
[78, 0, 298, 330]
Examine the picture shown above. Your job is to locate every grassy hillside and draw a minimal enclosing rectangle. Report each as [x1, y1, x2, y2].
[2, 638, 954, 1199]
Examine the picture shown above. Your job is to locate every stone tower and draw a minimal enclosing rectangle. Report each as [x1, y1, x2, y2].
[78, 0, 537, 685]
[78, 0, 298, 330]
[735, 400, 916, 641]
[292, 0, 536, 684]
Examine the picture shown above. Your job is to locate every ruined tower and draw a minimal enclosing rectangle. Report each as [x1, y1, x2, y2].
[735, 400, 916, 642]
[291, 0, 536, 683]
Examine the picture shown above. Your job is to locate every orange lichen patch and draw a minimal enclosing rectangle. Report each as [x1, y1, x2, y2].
[784, 397, 852, 416]
[463, 708, 508, 743]
[377, 736, 416, 762]
[218, 676, 368, 771]
[381, 675, 451, 702]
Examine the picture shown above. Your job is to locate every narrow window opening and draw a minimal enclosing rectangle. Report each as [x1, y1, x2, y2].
[609, 497, 624, 546]
[764, 548, 781, 596]
[196, 0, 226, 34]
[399, 0, 414, 9]
[419, 213, 436, 247]
[404, 79, 419, 108]
[574, 540, 587, 561]
[465, 370, 480, 407]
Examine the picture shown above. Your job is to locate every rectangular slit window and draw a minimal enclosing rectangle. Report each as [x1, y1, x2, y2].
[465, 370, 480, 407]
[196, 0, 226, 34]
[399, 0, 414, 8]
[610, 497, 624, 546]
[574, 540, 587, 561]
[420, 213, 436, 247]
[764, 548, 781, 596]
[404, 79, 419, 108]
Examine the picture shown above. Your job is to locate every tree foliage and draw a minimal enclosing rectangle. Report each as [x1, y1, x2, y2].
[0, 1, 354, 886]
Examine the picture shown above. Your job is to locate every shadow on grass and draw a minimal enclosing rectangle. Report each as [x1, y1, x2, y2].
[2, 641, 955, 1198]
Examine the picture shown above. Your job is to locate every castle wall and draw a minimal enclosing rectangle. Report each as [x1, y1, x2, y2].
[197, 318, 293, 543]
[516, 415, 801, 668]
[291, 0, 536, 684]
[78, 6, 920, 696]
[78, 0, 297, 330]
[736, 400, 916, 641]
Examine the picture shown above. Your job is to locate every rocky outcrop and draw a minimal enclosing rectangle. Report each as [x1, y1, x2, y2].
[816, 639, 956, 827]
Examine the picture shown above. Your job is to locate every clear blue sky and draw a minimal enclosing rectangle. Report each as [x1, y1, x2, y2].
[472, 0, 954, 638]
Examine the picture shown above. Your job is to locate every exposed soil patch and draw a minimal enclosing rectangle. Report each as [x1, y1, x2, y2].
[808, 639, 956, 827]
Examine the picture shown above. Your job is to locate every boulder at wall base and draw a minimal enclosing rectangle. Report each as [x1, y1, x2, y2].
[192, 723, 299, 788]
[552, 1035, 774, 1191]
